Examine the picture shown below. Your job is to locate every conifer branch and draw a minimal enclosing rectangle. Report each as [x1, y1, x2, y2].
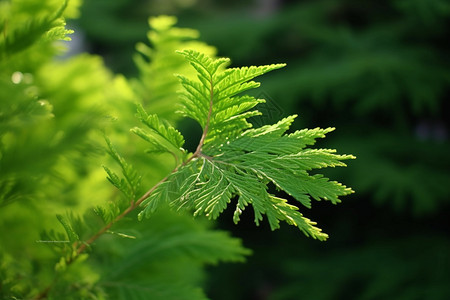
[33, 49, 353, 300]
[139, 50, 354, 239]
[72, 173, 170, 258]
[32, 171, 175, 300]
[33, 70, 221, 296]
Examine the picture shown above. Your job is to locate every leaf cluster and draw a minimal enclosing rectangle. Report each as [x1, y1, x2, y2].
[193, 0, 449, 216]
[138, 50, 354, 240]
[0, 0, 72, 61]
[0, 4, 355, 299]
[132, 16, 216, 121]
[96, 209, 250, 300]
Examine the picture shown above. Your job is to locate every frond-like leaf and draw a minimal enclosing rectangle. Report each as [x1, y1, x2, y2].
[56, 214, 79, 243]
[0, 0, 71, 59]
[104, 137, 142, 200]
[140, 51, 354, 240]
[131, 104, 186, 161]
[176, 49, 286, 149]
[100, 210, 250, 299]
[132, 15, 217, 121]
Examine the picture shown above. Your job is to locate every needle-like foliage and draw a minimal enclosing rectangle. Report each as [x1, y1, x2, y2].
[138, 50, 354, 240]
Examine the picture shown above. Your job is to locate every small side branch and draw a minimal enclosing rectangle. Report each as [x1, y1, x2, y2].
[32, 172, 172, 300]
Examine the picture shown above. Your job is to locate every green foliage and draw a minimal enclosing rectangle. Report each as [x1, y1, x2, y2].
[35, 209, 252, 300]
[138, 50, 353, 240]
[131, 104, 186, 160]
[271, 236, 450, 300]
[0, 6, 250, 299]
[97, 210, 250, 300]
[0, 2, 354, 300]
[103, 136, 143, 202]
[56, 1, 449, 299]
[179, 0, 449, 216]
[132, 15, 216, 121]
[0, 53, 111, 208]
[176, 50, 284, 145]
[0, 0, 72, 60]
[174, 1, 449, 299]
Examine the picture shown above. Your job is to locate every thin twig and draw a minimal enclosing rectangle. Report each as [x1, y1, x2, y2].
[32, 171, 173, 300]
[72, 173, 170, 258]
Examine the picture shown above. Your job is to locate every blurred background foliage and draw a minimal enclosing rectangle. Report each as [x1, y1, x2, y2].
[1, 0, 449, 299]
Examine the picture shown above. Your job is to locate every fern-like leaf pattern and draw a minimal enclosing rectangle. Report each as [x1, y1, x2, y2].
[138, 50, 354, 240]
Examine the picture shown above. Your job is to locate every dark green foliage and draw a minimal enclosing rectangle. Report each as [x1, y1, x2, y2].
[95, 209, 250, 300]
[162, 1, 449, 299]
[185, 0, 450, 215]
[271, 236, 450, 300]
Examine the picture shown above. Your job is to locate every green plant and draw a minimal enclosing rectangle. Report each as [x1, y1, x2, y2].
[0, 2, 353, 299]
[175, 2, 450, 299]
[188, 0, 450, 216]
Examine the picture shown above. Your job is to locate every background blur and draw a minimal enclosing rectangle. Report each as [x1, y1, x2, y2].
[73, 0, 450, 299]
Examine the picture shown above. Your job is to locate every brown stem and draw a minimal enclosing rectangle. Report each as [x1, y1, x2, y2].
[32, 172, 172, 300]
[73, 175, 168, 257]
